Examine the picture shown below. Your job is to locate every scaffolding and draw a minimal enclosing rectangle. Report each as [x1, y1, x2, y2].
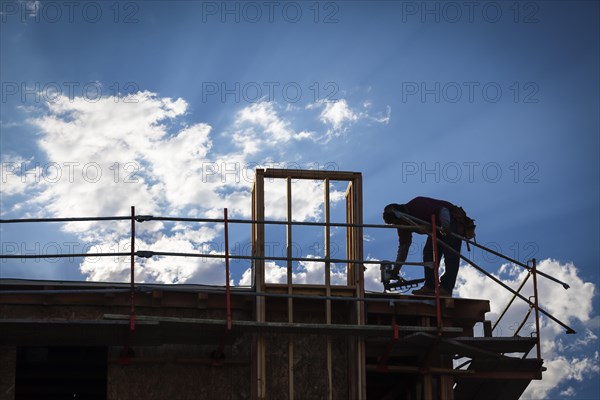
[0, 168, 575, 400]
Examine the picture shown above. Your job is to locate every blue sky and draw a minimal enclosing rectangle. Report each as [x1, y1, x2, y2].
[1, 1, 599, 398]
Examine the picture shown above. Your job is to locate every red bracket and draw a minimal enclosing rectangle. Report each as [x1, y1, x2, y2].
[224, 208, 232, 332]
[431, 214, 442, 337]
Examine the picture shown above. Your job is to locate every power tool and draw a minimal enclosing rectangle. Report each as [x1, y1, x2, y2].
[380, 261, 425, 292]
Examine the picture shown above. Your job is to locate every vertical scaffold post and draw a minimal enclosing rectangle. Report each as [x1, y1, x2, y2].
[431, 214, 442, 337]
[130, 205, 136, 332]
[224, 208, 232, 331]
[286, 177, 295, 400]
[532, 258, 541, 359]
[324, 178, 333, 400]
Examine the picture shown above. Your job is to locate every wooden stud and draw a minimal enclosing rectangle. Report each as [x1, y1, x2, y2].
[352, 173, 367, 400]
[345, 182, 354, 287]
[423, 374, 433, 400]
[439, 356, 455, 400]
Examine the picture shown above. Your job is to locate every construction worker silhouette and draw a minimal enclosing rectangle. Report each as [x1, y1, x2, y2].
[383, 197, 463, 297]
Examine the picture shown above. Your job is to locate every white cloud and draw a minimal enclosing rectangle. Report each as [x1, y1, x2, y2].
[364, 262, 385, 292]
[239, 261, 285, 286]
[262, 178, 345, 221]
[238, 257, 347, 286]
[308, 99, 391, 140]
[17, 91, 194, 225]
[4, 93, 354, 284]
[79, 235, 227, 285]
[0, 120, 21, 129]
[372, 105, 391, 124]
[232, 101, 314, 155]
[294, 258, 347, 285]
[524, 353, 599, 400]
[237, 257, 384, 292]
[21, 1, 40, 17]
[0, 155, 37, 198]
[319, 99, 359, 132]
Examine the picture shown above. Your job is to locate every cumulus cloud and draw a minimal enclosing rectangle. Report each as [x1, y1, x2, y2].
[364, 262, 385, 292]
[238, 257, 347, 286]
[560, 386, 576, 397]
[19, 91, 193, 223]
[236, 256, 391, 292]
[262, 178, 345, 221]
[232, 101, 314, 155]
[526, 353, 599, 399]
[3, 93, 354, 284]
[0, 154, 36, 197]
[79, 235, 227, 285]
[319, 99, 359, 132]
[307, 99, 390, 140]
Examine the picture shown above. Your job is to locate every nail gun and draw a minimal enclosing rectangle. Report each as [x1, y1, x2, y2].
[380, 261, 425, 292]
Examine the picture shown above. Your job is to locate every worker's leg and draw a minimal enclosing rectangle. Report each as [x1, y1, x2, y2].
[422, 236, 442, 288]
[439, 234, 462, 291]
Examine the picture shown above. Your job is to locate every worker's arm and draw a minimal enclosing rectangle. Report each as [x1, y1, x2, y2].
[395, 229, 412, 266]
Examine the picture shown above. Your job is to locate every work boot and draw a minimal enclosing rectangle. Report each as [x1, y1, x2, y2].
[413, 286, 453, 297]
[412, 286, 435, 296]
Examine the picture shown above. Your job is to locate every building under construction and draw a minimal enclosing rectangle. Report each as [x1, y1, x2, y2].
[0, 169, 575, 400]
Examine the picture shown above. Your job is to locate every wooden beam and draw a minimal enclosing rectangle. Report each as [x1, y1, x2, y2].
[352, 173, 367, 400]
[365, 365, 474, 375]
[253, 169, 266, 400]
[262, 169, 360, 181]
[262, 283, 356, 297]
[458, 370, 543, 380]
[102, 314, 463, 336]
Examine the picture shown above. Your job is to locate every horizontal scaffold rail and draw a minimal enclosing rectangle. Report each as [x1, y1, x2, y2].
[103, 314, 463, 336]
[0, 212, 575, 288]
[0, 215, 426, 231]
[0, 250, 430, 268]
